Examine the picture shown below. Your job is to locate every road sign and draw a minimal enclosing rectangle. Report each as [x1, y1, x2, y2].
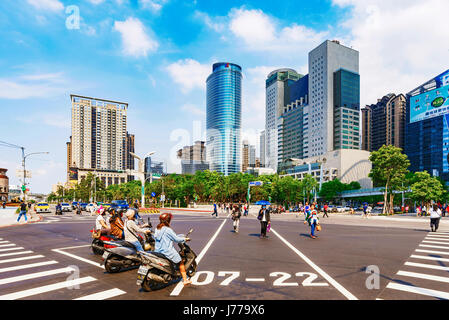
[160, 194, 165, 202]
[249, 181, 263, 187]
[16, 170, 32, 178]
[152, 173, 161, 178]
[151, 192, 156, 197]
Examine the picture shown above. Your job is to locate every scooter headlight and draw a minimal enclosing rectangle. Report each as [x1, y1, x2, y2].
[144, 244, 151, 251]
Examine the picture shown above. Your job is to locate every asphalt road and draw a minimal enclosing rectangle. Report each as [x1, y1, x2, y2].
[0, 209, 448, 300]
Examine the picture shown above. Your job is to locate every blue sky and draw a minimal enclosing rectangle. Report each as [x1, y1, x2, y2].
[1, 0, 449, 193]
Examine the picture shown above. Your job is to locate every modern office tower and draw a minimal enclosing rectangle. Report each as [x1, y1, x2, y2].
[405, 69, 449, 182]
[260, 130, 266, 167]
[362, 94, 406, 152]
[249, 145, 256, 168]
[206, 62, 242, 175]
[69, 94, 133, 187]
[278, 75, 309, 168]
[66, 136, 72, 183]
[308, 40, 359, 157]
[242, 140, 249, 173]
[144, 157, 165, 180]
[265, 69, 302, 171]
[177, 141, 209, 174]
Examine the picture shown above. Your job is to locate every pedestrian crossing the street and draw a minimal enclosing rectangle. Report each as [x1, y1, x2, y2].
[381, 229, 449, 300]
[0, 239, 125, 300]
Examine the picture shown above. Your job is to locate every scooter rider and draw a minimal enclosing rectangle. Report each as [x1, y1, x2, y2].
[109, 208, 125, 239]
[96, 207, 111, 235]
[154, 213, 192, 286]
[124, 209, 151, 252]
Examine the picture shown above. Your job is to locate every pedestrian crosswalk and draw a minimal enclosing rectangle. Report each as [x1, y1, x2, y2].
[0, 239, 125, 300]
[381, 230, 449, 300]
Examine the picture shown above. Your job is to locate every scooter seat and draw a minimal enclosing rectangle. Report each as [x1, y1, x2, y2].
[113, 240, 137, 249]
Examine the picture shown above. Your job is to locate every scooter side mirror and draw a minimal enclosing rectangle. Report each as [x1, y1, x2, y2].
[187, 228, 194, 236]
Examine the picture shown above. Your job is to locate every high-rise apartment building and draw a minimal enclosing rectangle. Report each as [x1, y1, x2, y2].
[242, 140, 250, 173]
[177, 141, 209, 174]
[308, 40, 359, 157]
[265, 69, 302, 171]
[361, 94, 406, 152]
[206, 63, 242, 175]
[69, 94, 134, 187]
[259, 130, 266, 167]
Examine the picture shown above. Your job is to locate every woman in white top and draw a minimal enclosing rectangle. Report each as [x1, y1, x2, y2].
[429, 204, 442, 232]
[95, 207, 110, 235]
[124, 209, 150, 252]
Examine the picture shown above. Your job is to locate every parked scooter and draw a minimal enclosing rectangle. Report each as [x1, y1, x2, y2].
[136, 228, 197, 291]
[101, 218, 155, 273]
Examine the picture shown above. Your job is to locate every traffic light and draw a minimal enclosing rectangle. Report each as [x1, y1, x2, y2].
[21, 185, 26, 192]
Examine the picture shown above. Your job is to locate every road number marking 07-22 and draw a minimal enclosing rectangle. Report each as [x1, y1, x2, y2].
[190, 271, 329, 287]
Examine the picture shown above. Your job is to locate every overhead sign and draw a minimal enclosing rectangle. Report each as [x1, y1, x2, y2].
[16, 170, 32, 178]
[249, 181, 263, 187]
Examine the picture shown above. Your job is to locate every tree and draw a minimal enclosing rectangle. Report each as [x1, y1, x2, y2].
[300, 174, 318, 203]
[410, 171, 446, 208]
[369, 145, 410, 215]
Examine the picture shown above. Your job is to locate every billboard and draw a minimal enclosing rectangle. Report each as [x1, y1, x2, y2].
[410, 83, 449, 123]
[69, 167, 78, 181]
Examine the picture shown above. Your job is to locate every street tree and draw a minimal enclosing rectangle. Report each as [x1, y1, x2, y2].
[410, 171, 446, 208]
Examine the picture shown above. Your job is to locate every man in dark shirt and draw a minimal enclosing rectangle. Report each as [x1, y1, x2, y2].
[17, 201, 28, 223]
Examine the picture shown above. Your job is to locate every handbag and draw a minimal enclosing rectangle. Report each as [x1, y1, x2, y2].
[316, 224, 322, 232]
[267, 222, 271, 233]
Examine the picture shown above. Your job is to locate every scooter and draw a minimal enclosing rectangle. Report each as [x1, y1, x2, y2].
[136, 228, 197, 292]
[101, 218, 155, 273]
[55, 207, 63, 216]
[90, 231, 119, 255]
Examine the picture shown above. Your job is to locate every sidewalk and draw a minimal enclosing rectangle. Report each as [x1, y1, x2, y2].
[0, 208, 42, 227]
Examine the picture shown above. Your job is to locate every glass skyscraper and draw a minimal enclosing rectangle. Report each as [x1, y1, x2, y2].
[206, 62, 242, 175]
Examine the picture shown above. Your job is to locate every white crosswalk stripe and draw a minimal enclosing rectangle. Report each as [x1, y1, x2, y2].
[0, 237, 127, 300]
[381, 230, 449, 300]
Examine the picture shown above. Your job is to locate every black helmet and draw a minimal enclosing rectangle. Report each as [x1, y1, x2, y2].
[107, 207, 115, 214]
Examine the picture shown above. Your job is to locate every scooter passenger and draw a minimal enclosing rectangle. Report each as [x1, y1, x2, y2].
[95, 207, 111, 235]
[124, 209, 151, 252]
[154, 213, 192, 286]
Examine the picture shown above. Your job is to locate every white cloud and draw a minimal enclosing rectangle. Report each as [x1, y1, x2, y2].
[332, 0, 449, 104]
[0, 72, 68, 99]
[139, 0, 169, 13]
[87, 0, 105, 4]
[166, 59, 210, 93]
[181, 103, 205, 116]
[27, 0, 64, 11]
[194, 11, 226, 32]
[113, 17, 159, 58]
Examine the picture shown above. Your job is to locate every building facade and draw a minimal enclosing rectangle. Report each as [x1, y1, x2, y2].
[144, 157, 165, 180]
[178, 141, 209, 174]
[308, 40, 359, 157]
[405, 69, 449, 182]
[0, 169, 9, 202]
[206, 62, 242, 175]
[265, 69, 302, 171]
[362, 93, 406, 152]
[259, 130, 266, 167]
[69, 94, 134, 187]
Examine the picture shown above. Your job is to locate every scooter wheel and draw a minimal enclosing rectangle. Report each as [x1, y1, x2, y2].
[91, 240, 104, 255]
[187, 261, 197, 278]
[104, 257, 121, 273]
[141, 277, 162, 292]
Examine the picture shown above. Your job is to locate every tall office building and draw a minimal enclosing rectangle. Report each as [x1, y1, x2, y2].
[308, 40, 359, 157]
[69, 94, 134, 187]
[206, 62, 242, 175]
[265, 69, 302, 171]
[259, 130, 266, 167]
[405, 69, 449, 182]
[177, 141, 209, 174]
[249, 145, 256, 168]
[242, 140, 250, 173]
[361, 93, 406, 152]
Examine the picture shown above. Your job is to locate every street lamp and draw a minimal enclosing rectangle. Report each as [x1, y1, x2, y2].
[128, 151, 155, 208]
[22, 151, 50, 201]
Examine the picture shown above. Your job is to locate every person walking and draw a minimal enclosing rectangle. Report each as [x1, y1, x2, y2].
[307, 204, 319, 239]
[211, 202, 218, 218]
[258, 205, 270, 238]
[243, 203, 248, 216]
[231, 204, 242, 233]
[17, 201, 28, 223]
[2, 200, 6, 209]
[323, 203, 329, 218]
[416, 205, 421, 217]
[430, 204, 442, 232]
[362, 202, 368, 218]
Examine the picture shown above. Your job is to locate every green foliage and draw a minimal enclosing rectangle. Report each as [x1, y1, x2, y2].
[410, 171, 447, 206]
[318, 179, 361, 202]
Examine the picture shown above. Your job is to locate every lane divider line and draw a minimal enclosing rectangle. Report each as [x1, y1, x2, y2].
[386, 282, 449, 300]
[0, 251, 33, 258]
[0, 261, 59, 273]
[74, 288, 126, 300]
[270, 228, 358, 300]
[0, 267, 76, 286]
[170, 216, 230, 296]
[52, 249, 104, 269]
[0, 255, 44, 264]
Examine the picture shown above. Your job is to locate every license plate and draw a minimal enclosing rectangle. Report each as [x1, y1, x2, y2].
[138, 266, 149, 275]
[102, 252, 109, 259]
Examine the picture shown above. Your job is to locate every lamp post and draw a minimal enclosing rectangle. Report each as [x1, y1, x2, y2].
[128, 151, 155, 208]
[22, 151, 50, 201]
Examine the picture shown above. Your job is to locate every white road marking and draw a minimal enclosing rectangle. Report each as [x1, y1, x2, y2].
[405, 261, 449, 271]
[433, 232, 449, 235]
[410, 255, 449, 263]
[0, 251, 33, 258]
[0, 276, 96, 300]
[0, 247, 24, 252]
[0, 244, 15, 248]
[0, 267, 76, 285]
[170, 216, 229, 296]
[422, 240, 449, 245]
[425, 234, 449, 238]
[73, 288, 126, 300]
[386, 283, 449, 299]
[419, 244, 449, 250]
[415, 249, 449, 256]
[0, 261, 58, 273]
[426, 237, 449, 242]
[245, 278, 266, 282]
[0, 241, 10, 244]
[397, 270, 449, 284]
[0, 255, 44, 264]
[270, 228, 357, 300]
[51, 249, 104, 269]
